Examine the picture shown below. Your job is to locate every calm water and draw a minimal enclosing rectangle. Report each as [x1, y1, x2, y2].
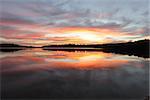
[0, 48, 149, 99]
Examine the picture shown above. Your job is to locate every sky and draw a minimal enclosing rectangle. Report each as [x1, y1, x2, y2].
[0, 0, 149, 46]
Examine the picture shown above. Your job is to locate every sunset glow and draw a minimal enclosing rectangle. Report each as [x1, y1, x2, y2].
[0, 0, 149, 46]
[0, 49, 130, 70]
[1, 0, 149, 99]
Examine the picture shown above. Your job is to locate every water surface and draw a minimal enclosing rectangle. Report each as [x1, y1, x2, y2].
[1, 48, 149, 99]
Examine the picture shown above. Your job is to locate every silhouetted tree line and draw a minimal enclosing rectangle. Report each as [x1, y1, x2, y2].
[0, 43, 36, 52]
[100, 39, 149, 58]
[0, 39, 149, 58]
[1, 39, 149, 49]
[0, 43, 35, 48]
[0, 43, 25, 47]
[43, 44, 100, 48]
[43, 39, 149, 48]
[43, 39, 149, 58]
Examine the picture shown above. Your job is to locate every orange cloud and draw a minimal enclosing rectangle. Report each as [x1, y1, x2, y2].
[0, 49, 130, 72]
[0, 20, 146, 46]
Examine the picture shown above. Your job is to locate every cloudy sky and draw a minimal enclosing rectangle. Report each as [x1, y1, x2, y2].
[0, 0, 149, 46]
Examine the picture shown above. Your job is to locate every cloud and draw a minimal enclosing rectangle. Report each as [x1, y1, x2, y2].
[0, 12, 35, 25]
[0, 0, 149, 46]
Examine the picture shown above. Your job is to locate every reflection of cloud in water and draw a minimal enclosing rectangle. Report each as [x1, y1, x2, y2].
[1, 62, 149, 98]
[1, 48, 149, 99]
[1, 49, 129, 70]
[45, 58, 78, 63]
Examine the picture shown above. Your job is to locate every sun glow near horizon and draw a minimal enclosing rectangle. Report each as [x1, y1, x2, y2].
[0, 0, 149, 46]
[44, 28, 121, 45]
[65, 31, 102, 42]
[1, 26, 148, 46]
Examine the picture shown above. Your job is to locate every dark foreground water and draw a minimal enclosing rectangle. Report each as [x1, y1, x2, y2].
[0, 48, 149, 100]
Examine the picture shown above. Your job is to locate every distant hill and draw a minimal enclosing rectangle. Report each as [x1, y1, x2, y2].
[0, 43, 26, 47]
[0, 43, 38, 51]
[0, 43, 37, 48]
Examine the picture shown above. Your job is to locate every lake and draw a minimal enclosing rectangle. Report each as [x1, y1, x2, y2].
[0, 48, 149, 99]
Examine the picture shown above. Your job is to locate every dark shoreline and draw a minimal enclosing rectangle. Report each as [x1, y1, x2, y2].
[0, 47, 149, 58]
[43, 47, 149, 58]
[0, 39, 149, 58]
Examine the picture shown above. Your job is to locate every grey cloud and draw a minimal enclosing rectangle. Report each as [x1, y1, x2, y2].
[0, 12, 35, 24]
[1, 0, 149, 41]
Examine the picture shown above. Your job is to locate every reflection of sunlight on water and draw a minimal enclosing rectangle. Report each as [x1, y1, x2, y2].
[1, 48, 148, 70]
[45, 58, 78, 62]
[79, 54, 109, 60]
[1, 48, 149, 98]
